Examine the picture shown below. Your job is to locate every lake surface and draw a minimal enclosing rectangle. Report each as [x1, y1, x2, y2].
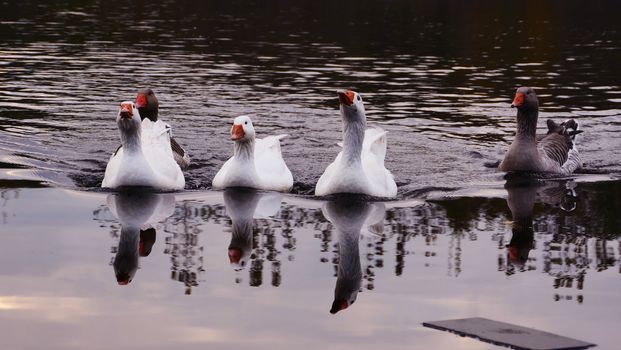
[0, 1, 620, 349]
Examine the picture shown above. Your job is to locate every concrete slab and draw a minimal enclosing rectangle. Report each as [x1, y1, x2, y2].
[422, 317, 596, 350]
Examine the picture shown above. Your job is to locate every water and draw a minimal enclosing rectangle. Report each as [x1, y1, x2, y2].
[0, 1, 620, 349]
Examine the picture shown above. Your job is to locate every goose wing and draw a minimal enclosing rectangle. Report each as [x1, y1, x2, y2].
[141, 120, 185, 188]
[539, 119, 582, 173]
[363, 127, 388, 166]
[254, 134, 293, 191]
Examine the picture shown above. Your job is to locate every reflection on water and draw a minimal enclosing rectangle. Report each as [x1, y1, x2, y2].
[90, 180, 620, 304]
[0, 184, 619, 348]
[223, 188, 283, 272]
[96, 192, 206, 294]
[322, 196, 386, 314]
[502, 178, 576, 271]
[497, 178, 619, 303]
[104, 191, 175, 285]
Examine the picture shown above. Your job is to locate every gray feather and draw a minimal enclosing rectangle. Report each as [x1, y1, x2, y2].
[540, 119, 582, 168]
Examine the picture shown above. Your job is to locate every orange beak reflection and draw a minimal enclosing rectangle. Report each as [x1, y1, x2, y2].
[231, 124, 245, 141]
[330, 299, 349, 314]
[511, 92, 524, 107]
[228, 248, 242, 264]
[338, 90, 355, 106]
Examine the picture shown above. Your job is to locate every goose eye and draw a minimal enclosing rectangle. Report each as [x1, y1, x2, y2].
[357, 95, 361, 101]
[244, 121, 248, 125]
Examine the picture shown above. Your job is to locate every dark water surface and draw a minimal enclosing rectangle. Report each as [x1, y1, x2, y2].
[1, 1, 620, 349]
[1, 1, 620, 193]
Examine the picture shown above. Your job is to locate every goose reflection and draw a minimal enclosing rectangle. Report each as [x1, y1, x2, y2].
[504, 176, 577, 268]
[322, 195, 386, 314]
[223, 188, 283, 271]
[107, 191, 175, 285]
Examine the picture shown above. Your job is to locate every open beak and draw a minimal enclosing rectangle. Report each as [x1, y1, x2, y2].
[231, 124, 244, 141]
[337, 90, 355, 106]
[135, 93, 147, 108]
[511, 92, 524, 108]
[120, 103, 133, 119]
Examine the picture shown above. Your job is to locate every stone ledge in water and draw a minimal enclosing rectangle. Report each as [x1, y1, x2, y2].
[422, 317, 595, 350]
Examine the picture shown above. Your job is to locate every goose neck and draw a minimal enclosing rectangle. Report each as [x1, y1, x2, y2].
[233, 139, 255, 161]
[515, 109, 538, 142]
[121, 128, 142, 154]
[342, 119, 366, 164]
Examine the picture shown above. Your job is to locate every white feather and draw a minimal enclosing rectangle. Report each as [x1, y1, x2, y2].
[315, 92, 397, 198]
[212, 116, 293, 192]
[102, 102, 185, 190]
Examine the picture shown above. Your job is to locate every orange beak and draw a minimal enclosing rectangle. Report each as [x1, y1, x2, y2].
[511, 92, 524, 108]
[135, 93, 147, 108]
[120, 102, 133, 119]
[337, 90, 355, 106]
[231, 124, 245, 141]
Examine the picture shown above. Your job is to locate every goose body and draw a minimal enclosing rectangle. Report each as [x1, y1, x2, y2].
[102, 101, 185, 190]
[135, 88, 190, 169]
[315, 90, 397, 198]
[499, 87, 582, 175]
[212, 115, 293, 192]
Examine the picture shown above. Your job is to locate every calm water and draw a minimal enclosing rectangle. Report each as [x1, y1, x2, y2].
[1, 1, 620, 349]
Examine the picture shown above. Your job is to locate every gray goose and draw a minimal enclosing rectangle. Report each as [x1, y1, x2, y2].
[499, 87, 582, 174]
[135, 88, 191, 170]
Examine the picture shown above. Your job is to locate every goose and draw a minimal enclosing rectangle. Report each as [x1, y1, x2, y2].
[101, 101, 185, 190]
[212, 115, 293, 192]
[499, 87, 583, 174]
[315, 90, 397, 198]
[322, 196, 386, 314]
[135, 88, 190, 169]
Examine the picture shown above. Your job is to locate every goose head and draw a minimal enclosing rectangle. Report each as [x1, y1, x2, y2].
[135, 88, 159, 122]
[139, 228, 156, 257]
[511, 86, 539, 112]
[337, 89, 366, 122]
[230, 115, 256, 142]
[117, 101, 142, 133]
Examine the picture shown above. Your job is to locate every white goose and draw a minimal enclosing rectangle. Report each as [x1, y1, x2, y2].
[212, 115, 293, 192]
[101, 101, 185, 190]
[315, 90, 397, 198]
